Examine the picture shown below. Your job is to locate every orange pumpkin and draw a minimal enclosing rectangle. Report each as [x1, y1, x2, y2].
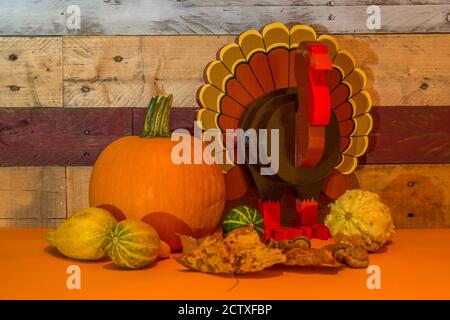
[89, 95, 225, 251]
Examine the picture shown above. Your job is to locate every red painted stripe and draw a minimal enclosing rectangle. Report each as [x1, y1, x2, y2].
[0, 106, 449, 166]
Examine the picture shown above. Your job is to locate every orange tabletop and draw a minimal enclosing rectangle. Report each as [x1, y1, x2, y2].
[0, 227, 449, 300]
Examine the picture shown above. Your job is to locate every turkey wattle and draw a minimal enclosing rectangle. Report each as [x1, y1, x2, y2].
[196, 23, 373, 241]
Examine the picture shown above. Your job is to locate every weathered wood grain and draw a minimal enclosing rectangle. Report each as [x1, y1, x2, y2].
[354, 164, 450, 228]
[0, 167, 66, 220]
[0, 108, 132, 166]
[0, 219, 64, 228]
[0, 1, 449, 35]
[1, 106, 449, 166]
[63, 36, 232, 108]
[63, 34, 450, 108]
[0, 37, 62, 107]
[67, 164, 450, 229]
[66, 166, 91, 216]
[337, 35, 450, 107]
[183, 1, 449, 6]
[364, 106, 450, 164]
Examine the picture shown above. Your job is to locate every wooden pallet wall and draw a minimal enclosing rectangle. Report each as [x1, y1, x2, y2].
[0, 0, 449, 229]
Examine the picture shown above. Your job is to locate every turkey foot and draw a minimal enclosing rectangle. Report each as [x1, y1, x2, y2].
[259, 200, 303, 241]
[294, 198, 330, 240]
[259, 199, 280, 240]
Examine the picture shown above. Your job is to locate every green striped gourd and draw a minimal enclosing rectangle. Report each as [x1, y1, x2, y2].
[105, 220, 160, 269]
[222, 206, 264, 238]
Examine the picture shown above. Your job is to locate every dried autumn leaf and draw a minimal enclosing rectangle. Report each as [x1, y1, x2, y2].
[176, 227, 285, 274]
[178, 233, 221, 254]
[285, 247, 341, 268]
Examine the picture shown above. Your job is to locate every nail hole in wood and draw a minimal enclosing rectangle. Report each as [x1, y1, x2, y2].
[447, 13, 450, 22]
[328, 1, 336, 6]
[83, 152, 90, 157]
[81, 86, 90, 93]
[84, 129, 90, 135]
[328, 14, 335, 21]
[420, 83, 429, 90]
[407, 212, 414, 218]
[113, 56, 123, 62]
[9, 85, 20, 91]
[407, 181, 415, 187]
[9, 54, 17, 61]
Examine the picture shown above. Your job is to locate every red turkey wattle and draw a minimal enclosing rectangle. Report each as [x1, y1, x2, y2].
[197, 23, 373, 241]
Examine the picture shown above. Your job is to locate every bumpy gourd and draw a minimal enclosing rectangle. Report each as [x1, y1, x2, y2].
[325, 190, 395, 252]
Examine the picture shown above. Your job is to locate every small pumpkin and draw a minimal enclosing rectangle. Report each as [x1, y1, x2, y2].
[325, 189, 395, 252]
[89, 95, 226, 251]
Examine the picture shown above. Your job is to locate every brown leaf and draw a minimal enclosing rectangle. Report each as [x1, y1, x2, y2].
[176, 227, 285, 274]
[285, 248, 341, 268]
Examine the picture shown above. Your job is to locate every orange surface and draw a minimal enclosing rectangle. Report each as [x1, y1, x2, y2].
[1, 227, 450, 300]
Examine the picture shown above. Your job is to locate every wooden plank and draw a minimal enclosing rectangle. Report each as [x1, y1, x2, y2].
[67, 164, 450, 229]
[63, 36, 232, 108]
[0, 37, 62, 107]
[184, 1, 449, 6]
[0, 1, 449, 35]
[63, 34, 450, 108]
[0, 108, 132, 166]
[66, 166, 91, 216]
[336, 35, 450, 107]
[0, 167, 66, 219]
[364, 106, 450, 164]
[354, 164, 450, 229]
[0, 219, 64, 228]
[1, 106, 449, 166]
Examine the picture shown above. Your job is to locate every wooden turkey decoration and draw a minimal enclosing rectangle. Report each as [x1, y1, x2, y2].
[196, 23, 373, 241]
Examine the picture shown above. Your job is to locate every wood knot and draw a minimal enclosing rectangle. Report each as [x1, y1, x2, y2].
[420, 82, 429, 90]
[407, 212, 414, 218]
[9, 85, 20, 91]
[113, 55, 123, 62]
[328, 1, 336, 6]
[9, 54, 18, 61]
[0, 121, 30, 146]
[83, 152, 90, 157]
[407, 181, 415, 187]
[81, 86, 90, 93]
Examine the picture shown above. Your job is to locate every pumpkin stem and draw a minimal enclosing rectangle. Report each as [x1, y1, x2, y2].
[141, 94, 173, 138]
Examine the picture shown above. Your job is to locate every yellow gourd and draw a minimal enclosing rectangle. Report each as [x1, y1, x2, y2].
[325, 190, 395, 252]
[46, 207, 117, 260]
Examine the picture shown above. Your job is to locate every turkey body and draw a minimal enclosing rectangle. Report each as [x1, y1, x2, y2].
[239, 88, 341, 202]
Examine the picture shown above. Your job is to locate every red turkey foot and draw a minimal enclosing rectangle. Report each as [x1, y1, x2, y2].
[259, 200, 304, 241]
[293, 199, 331, 240]
[259, 199, 280, 240]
